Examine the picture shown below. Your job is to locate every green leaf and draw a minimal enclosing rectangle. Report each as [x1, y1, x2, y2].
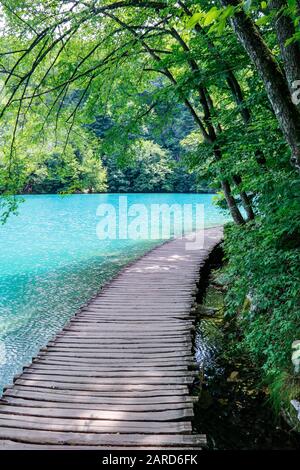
[217, 18, 227, 35]
[287, 0, 297, 9]
[285, 32, 300, 46]
[261, 1, 267, 9]
[186, 12, 203, 29]
[222, 5, 236, 19]
[256, 15, 269, 26]
[203, 7, 221, 26]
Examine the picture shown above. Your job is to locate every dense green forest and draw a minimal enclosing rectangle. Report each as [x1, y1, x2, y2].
[22, 103, 207, 194]
[88, 105, 209, 193]
[0, 0, 299, 427]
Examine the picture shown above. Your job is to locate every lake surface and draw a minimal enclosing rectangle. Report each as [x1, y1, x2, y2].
[0, 193, 228, 391]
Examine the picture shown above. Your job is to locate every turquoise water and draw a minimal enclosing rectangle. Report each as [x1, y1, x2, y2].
[0, 193, 228, 391]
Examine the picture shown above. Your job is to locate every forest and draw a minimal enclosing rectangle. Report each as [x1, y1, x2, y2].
[0, 0, 299, 430]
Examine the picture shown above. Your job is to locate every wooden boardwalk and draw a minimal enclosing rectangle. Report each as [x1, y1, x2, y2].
[0, 227, 223, 450]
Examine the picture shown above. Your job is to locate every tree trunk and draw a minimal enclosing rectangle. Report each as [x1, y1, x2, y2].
[269, 0, 300, 100]
[220, 0, 300, 172]
[221, 180, 245, 225]
[232, 174, 255, 220]
[213, 146, 246, 224]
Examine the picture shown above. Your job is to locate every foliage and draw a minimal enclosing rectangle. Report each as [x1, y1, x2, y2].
[105, 139, 174, 192]
[89, 105, 205, 193]
[223, 168, 300, 409]
[0, 114, 107, 194]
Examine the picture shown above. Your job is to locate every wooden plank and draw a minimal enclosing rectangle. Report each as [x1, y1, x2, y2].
[34, 356, 196, 366]
[63, 326, 192, 333]
[14, 379, 189, 393]
[94, 298, 193, 302]
[10, 385, 190, 398]
[91, 294, 192, 303]
[77, 313, 193, 319]
[59, 331, 192, 337]
[55, 334, 192, 342]
[88, 304, 193, 308]
[50, 342, 192, 349]
[72, 316, 193, 321]
[0, 442, 205, 450]
[42, 348, 190, 356]
[54, 335, 191, 343]
[38, 350, 193, 359]
[33, 359, 191, 370]
[34, 359, 195, 368]
[0, 417, 192, 434]
[19, 373, 194, 385]
[50, 339, 192, 347]
[40, 349, 192, 359]
[47, 341, 190, 349]
[25, 366, 195, 378]
[4, 389, 194, 405]
[46, 345, 191, 352]
[85, 305, 191, 310]
[0, 405, 193, 421]
[50, 345, 192, 353]
[44, 347, 192, 355]
[34, 356, 194, 366]
[69, 319, 193, 325]
[1, 397, 192, 412]
[0, 428, 205, 446]
[84, 304, 191, 309]
[78, 315, 193, 321]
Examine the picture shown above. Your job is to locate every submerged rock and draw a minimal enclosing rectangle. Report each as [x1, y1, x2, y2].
[227, 371, 240, 382]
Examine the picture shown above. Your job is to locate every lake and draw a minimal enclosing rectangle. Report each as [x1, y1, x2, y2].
[0, 193, 228, 391]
